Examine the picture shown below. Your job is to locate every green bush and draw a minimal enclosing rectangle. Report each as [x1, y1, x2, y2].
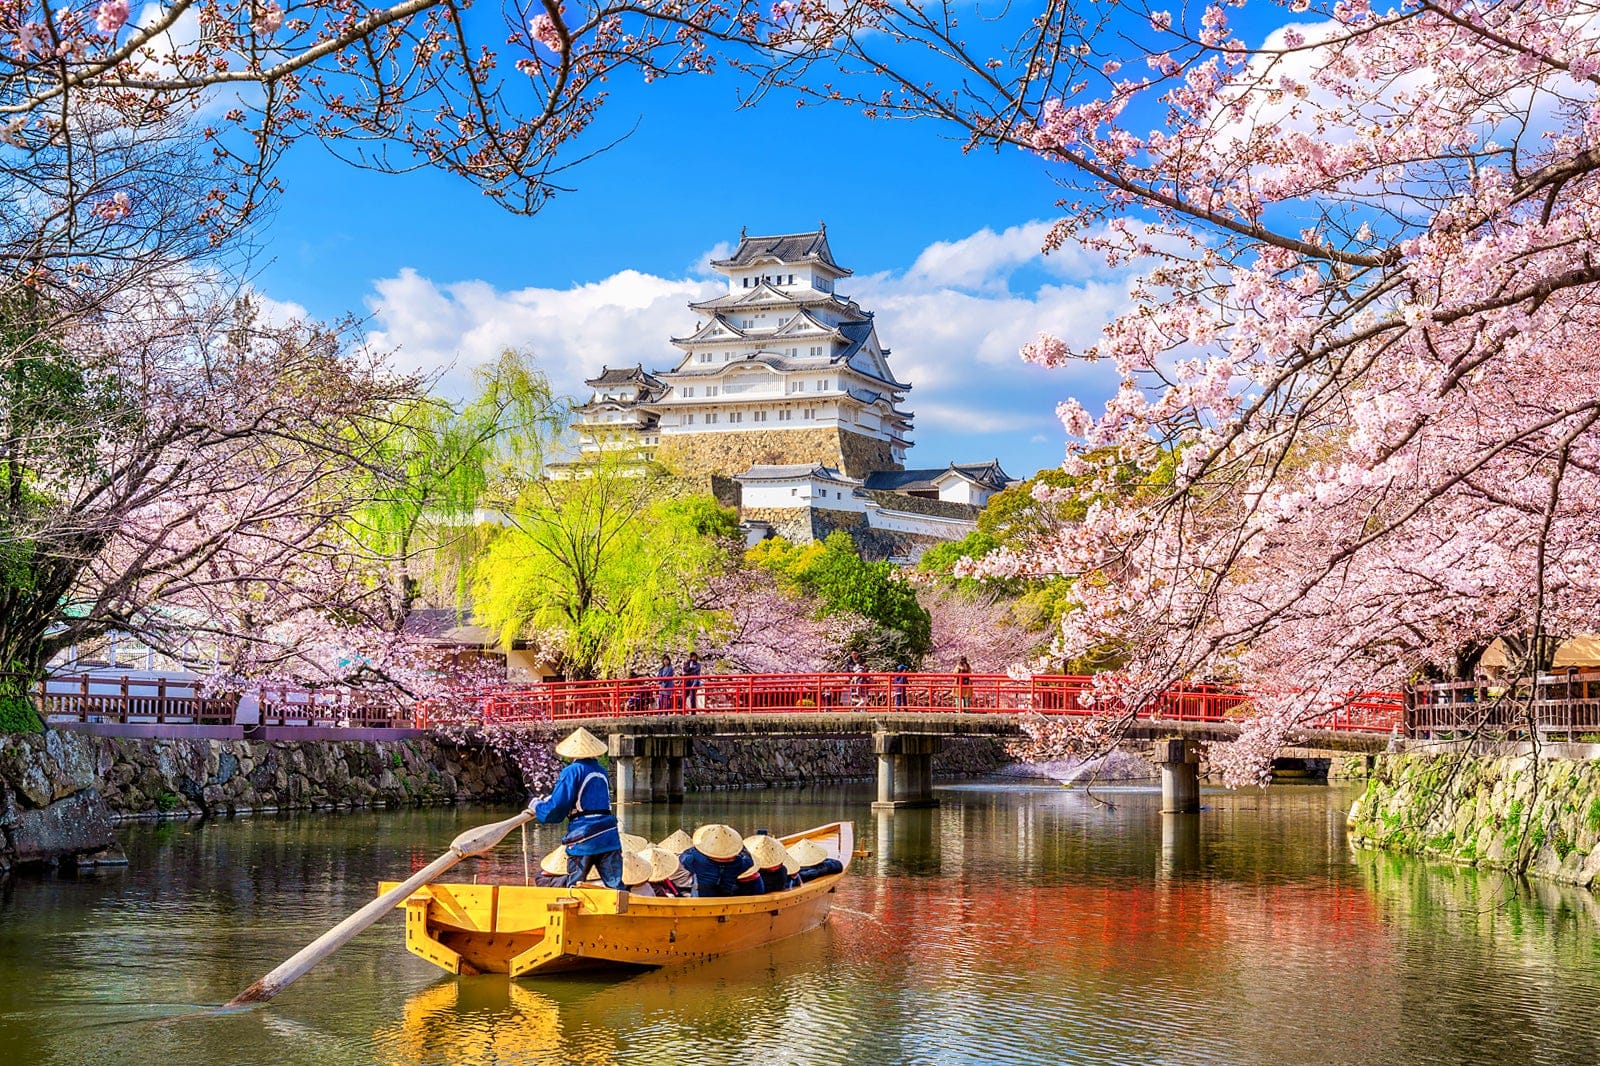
[0, 674, 42, 734]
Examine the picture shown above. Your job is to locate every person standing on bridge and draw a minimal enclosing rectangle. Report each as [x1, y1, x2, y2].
[531, 727, 624, 889]
[682, 651, 703, 711]
[846, 649, 868, 708]
[955, 656, 974, 711]
[892, 660, 909, 708]
[656, 654, 676, 712]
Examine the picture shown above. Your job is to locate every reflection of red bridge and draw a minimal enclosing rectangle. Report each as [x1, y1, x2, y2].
[426, 671, 1404, 737]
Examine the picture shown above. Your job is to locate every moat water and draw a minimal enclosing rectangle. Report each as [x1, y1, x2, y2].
[1, 781, 1598, 1065]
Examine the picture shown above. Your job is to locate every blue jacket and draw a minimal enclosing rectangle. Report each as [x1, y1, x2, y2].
[797, 858, 844, 883]
[533, 758, 620, 856]
[755, 865, 798, 893]
[679, 846, 756, 897]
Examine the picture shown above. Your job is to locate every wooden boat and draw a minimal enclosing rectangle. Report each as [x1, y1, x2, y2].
[380, 820, 853, 978]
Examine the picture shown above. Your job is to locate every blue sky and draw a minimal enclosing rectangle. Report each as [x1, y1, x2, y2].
[249, 41, 1147, 478]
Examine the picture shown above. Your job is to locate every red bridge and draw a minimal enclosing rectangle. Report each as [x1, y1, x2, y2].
[425, 671, 1403, 736]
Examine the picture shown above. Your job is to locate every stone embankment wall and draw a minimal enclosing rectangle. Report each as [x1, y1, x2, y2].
[685, 735, 1006, 790]
[1, 728, 1013, 868]
[1346, 751, 1600, 889]
[0, 731, 521, 871]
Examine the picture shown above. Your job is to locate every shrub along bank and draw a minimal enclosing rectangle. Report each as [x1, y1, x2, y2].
[1346, 750, 1600, 889]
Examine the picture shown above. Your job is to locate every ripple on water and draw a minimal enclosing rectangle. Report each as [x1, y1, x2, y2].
[4, 786, 1600, 1065]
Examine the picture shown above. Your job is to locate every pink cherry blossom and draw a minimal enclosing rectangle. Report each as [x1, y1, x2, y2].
[94, 0, 129, 35]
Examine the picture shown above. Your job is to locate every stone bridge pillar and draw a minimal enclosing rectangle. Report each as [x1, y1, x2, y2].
[872, 731, 943, 811]
[608, 734, 690, 804]
[1156, 737, 1201, 814]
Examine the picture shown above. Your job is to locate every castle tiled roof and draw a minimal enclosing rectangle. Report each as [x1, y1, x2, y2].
[710, 226, 851, 276]
[862, 461, 1014, 493]
[585, 364, 667, 390]
[735, 463, 860, 486]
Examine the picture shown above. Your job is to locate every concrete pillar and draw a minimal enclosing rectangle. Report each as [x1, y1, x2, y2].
[1156, 737, 1201, 814]
[609, 734, 689, 804]
[871, 732, 944, 811]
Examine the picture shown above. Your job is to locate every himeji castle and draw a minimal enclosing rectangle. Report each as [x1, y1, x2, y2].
[570, 226, 1016, 560]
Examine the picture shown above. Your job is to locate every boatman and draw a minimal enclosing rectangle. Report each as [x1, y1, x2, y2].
[678, 823, 757, 897]
[530, 727, 624, 889]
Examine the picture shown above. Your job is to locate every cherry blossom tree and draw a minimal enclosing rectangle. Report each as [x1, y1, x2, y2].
[734, 1, 1600, 781]
[1, 288, 419, 729]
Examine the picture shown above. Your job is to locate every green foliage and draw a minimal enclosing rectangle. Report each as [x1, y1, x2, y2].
[749, 532, 931, 657]
[0, 689, 40, 733]
[1586, 796, 1600, 833]
[346, 349, 562, 616]
[473, 460, 737, 677]
[154, 790, 180, 812]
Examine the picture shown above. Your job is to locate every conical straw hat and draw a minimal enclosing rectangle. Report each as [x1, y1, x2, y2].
[620, 832, 649, 854]
[539, 845, 568, 877]
[787, 839, 828, 868]
[621, 849, 652, 886]
[744, 833, 790, 871]
[692, 823, 743, 861]
[642, 846, 681, 882]
[657, 829, 692, 854]
[554, 727, 607, 760]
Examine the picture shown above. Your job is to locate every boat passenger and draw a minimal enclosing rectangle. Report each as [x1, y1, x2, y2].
[620, 849, 656, 895]
[788, 838, 844, 882]
[744, 833, 800, 893]
[656, 829, 693, 855]
[678, 823, 757, 897]
[531, 727, 624, 889]
[534, 845, 569, 887]
[640, 846, 694, 896]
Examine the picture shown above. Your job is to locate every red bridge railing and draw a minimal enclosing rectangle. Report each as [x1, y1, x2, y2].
[419, 672, 1404, 735]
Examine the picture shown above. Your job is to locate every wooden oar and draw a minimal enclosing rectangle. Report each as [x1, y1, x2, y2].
[224, 807, 538, 1008]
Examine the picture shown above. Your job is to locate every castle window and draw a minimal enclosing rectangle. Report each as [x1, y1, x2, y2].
[707, 413, 719, 424]
[687, 414, 695, 425]
[684, 387, 695, 397]
[803, 408, 814, 420]
[729, 412, 742, 424]
[788, 348, 797, 357]
[753, 410, 767, 422]
[707, 386, 718, 397]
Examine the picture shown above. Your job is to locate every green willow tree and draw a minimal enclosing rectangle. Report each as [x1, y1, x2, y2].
[344, 349, 564, 630]
[472, 458, 739, 678]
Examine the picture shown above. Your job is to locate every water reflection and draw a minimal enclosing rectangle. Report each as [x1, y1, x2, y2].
[1159, 812, 1201, 879]
[2, 783, 1600, 1065]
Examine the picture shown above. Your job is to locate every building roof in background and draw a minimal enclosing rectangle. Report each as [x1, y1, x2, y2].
[862, 460, 1014, 493]
[586, 365, 667, 390]
[735, 463, 861, 486]
[710, 226, 850, 276]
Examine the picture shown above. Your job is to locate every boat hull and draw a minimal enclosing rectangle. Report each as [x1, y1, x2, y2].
[381, 821, 853, 978]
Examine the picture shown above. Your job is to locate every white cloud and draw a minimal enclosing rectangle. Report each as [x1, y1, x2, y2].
[361, 221, 1138, 472]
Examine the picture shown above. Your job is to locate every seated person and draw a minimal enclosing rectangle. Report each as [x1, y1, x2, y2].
[744, 833, 800, 893]
[656, 828, 693, 855]
[788, 838, 844, 882]
[534, 845, 569, 888]
[640, 846, 695, 896]
[677, 824, 757, 897]
[620, 849, 656, 895]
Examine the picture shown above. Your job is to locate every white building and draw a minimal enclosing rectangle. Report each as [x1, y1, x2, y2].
[580, 226, 915, 479]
